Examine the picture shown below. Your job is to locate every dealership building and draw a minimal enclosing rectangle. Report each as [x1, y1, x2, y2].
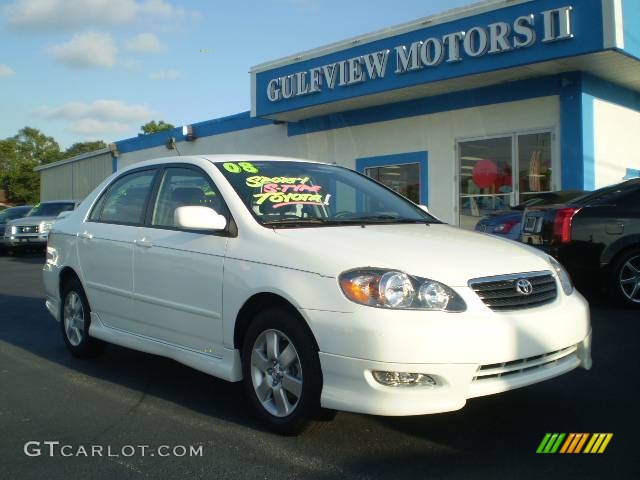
[37, 0, 640, 228]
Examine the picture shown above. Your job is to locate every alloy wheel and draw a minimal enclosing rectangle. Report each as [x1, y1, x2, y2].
[63, 291, 85, 346]
[250, 329, 303, 418]
[619, 255, 640, 303]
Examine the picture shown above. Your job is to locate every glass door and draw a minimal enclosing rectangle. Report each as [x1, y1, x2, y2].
[517, 133, 553, 203]
[458, 136, 514, 230]
[458, 131, 554, 229]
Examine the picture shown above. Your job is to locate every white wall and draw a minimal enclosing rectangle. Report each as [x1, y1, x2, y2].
[593, 98, 640, 189]
[117, 96, 560, 224]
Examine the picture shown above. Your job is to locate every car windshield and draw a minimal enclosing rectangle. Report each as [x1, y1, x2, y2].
[215, 160, 439, 227]
[26, 202, 75, 217]
[0, 208, 30, 224]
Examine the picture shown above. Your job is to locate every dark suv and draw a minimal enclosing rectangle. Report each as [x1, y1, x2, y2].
[521, 179, 640, 307]
[0, 205, 33, 252]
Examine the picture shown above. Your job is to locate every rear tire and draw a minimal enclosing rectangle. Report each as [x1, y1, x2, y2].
[60, 278, 106, 357]
[610, 248, 640, 308]
[241, 308, 326, 435]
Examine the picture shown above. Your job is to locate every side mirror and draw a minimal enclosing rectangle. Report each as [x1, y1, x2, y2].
[57, 211, 71, 219]
[174, 206, 227, 231]
[418, 204, 430, 214]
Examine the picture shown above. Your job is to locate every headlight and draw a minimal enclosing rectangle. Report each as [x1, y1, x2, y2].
[548, 256, 574, 295]
[9, 225, 17, 235]
[39, 221, 54, 233]
[339, 268, 466, 311]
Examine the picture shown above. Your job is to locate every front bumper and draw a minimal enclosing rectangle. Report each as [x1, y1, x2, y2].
[319, 331, 591, 416]
[2, 234, 48, 247]
[306, 283, 591, 416]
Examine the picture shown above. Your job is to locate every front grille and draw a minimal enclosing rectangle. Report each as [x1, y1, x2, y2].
[473, 345, 577, 382]
[469, 272, 557, 311]
[17, 225, 39, 234]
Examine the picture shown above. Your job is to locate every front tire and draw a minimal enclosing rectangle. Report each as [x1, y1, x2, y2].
[241, 308, 325, 435]
[61, 278, 106, 357]
[611, 248, 640, 308]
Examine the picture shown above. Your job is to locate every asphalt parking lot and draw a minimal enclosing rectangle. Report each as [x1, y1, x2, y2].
[0, 253, 637, 480]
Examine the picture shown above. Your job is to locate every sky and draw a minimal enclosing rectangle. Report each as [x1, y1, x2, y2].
[0, 0, 476, 148]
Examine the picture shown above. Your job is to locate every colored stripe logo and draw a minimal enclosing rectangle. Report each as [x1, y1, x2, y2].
[536, 433, 613, 454]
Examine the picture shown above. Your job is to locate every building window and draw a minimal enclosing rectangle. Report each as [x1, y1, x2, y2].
[356, 152, 428, 206]
[364, 163, 420, 204]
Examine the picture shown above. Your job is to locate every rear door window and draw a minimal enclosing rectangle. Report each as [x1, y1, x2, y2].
[91, 170, 156, 225]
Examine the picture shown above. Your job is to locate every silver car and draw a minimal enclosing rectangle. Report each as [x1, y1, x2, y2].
[3, 201, 77, 253]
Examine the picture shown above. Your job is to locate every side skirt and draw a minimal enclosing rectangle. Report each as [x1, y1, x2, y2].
[88, 312, 243, 382]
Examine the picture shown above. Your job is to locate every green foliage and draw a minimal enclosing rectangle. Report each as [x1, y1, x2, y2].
[13, 126, 63, 166]
[63, 140, 107, 159]
[0, 127, 100, 204]
[140, 120, 175, 135]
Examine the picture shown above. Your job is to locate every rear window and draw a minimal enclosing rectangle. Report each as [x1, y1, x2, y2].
[569, 181, 640, 206]
[515, 191, 585, 209]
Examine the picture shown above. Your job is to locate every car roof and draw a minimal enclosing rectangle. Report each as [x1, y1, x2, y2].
[117, 154, 328, 173]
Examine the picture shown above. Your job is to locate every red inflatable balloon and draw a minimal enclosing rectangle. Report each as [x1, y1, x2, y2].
[472, 159, 498, 189]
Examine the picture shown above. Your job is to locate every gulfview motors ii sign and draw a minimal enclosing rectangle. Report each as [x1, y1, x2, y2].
[266, 6, 574, 103]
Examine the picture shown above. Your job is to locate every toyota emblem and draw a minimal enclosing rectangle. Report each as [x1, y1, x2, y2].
[515, 279, 533, 296]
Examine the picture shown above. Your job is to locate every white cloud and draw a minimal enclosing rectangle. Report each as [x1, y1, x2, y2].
[36, 99, 155, 139]
[126, 32, 165, 53]
[149, 69, 182, 80]
[4, 0, 193, 30]
[70, 119, 132, 136]
[38, 99, 154, 122]
[0, 64, 15, 76]
[47, 32, 118, 68]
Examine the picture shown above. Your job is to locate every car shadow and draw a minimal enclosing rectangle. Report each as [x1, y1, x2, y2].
[0, 290, 267, 434]
[0, 251, 45, 264]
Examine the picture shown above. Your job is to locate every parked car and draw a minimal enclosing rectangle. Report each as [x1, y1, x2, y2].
[521, 179, 640, 307]
[475, 191, 585, 240]
[0, 205, 33, 252]
[4, 200, 77, 254]
[43, 155, 592, 434]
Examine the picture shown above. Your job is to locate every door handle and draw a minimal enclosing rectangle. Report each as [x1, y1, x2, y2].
[134, 238, 153, 248]
[79, 231, 93, 240]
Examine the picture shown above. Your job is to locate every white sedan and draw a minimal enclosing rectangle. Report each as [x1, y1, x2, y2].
[43, 155, 592, 434]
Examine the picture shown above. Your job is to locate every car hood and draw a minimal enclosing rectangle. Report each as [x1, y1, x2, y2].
[8, 216, 56, 226]
[268, 223, 552, 286]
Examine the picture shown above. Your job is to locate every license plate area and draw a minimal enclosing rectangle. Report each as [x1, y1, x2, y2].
[524, 216, 541, 233]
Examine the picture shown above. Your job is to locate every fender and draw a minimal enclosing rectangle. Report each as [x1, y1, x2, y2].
[600, 234, 640, 267]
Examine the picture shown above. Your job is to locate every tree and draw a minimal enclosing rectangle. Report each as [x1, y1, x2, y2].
[13, 126, 63, 166]
[1, 127, 64, 203]
[140, 120, 175, 135]
[0, 138, 18, 200]
[63, 140, 107, 159]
